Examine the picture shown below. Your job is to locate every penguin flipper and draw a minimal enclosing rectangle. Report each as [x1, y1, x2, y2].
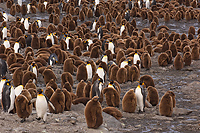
[28, 98, 36, 105]
[48, 101, 55, 111]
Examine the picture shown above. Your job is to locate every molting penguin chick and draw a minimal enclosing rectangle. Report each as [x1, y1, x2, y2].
[135, 81, 146, 113]
[90, 78, 104, 103]
[1, 80, 15, 113]
[122, 89, 137, 113]
[103, 86, 120, 107]
[76, 63, 88, 81]
[84, 96, 103, 129]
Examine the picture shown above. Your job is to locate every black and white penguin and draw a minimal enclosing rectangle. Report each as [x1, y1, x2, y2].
[120, 59, 132, 68]
[3, 39, 10, 49]
[28, 62, 38, 77]
[146, 0, 150, 9]
[107, 61, 116, 69]
[2, 26, 7, 40]
[46, 33, 54, 45]
[58, 1, 63, 12]
[25, 34, 32, 47]
[133, 50, 141, 67]
[125, 10, 130, 21]
[96, 65, 105, 83]
[65, 34, 71, 50]
[24, 17, 30, 31]
[15, 85, 24, 97]
[14, 41, 21, 53]
[36, 20, 42, 28]
[31, 89, 55, 123]
[48, 53, 58, 66]
[86, 61, 93, 80]
[3, 11, 8, 22]
[91, 78, 103, 100]
[151, 0, 156, 6]
[108, 41, 115, 54]
[128, 0, 134, 10]
[27, 3, 31, 14]
[18, 0, 22, 6]
[101, 54, 108, 65]
[97, 26, 103, 40]
[43, 1, 48, 10]
[0, 58, 7, 77]
[120, 24, 125, 36]
[138, 0, 143, 9]
[0, 76, 7, 100]
[135, 81, 145, 113]
[84, 39, 93, 51]
[78, 0, 81, 7]
[90, 19, 97, 32]
[1, 80, 15, 113]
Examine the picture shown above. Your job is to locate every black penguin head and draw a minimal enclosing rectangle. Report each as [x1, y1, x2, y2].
[137, 80, 144, 86]
[37, 89, 43, 94]
[2, 76, 6, 80]
[98, 78, 103, 83]
[31, 62, 36, 66]
[5, 80, 11, 86]
[94, 19, 97, 22]
[86, 61, 91, 64]
[128, 59, 132, 65]
[110, 80, 114, 85]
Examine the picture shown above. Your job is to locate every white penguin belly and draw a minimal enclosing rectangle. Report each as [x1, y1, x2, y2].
[0, 80, 6, 100]
[33, 67, 37, 77]
[135, 88, 144, 111]
[24, 20, 29, 30]
[134, 54, 140, 65]
[108, 43, 114, 54]
[27, 4, 31, 13]
[120, 61, 128, 68]
[65, 38, 70, 50]
[3, 41, 10, 49]
[14, 43, 20, 53]
[91, 22, 96, 32]
[120, 26, 125, 36]
[2, 28, 7, 39]
[86, 64, 92, 80]
[8, 87, 15, 113]
[15, 85, 23, 97]
[36, 96, 48, 118]
[96, 69, 105, 82]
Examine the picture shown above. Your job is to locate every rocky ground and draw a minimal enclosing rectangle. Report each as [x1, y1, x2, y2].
[0, 1, 200, 133]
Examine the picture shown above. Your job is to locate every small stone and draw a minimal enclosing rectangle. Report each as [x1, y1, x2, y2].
[135, 124, 141, 128]
[121, 123, 125, 128]
[55, 118, 59, 122]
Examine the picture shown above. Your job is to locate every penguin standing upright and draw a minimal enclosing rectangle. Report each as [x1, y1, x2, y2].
[151, 0, 156, 6]
[133, 50, 141, 67]
[46, 33, 54, 45]
[1, 80, 15, 113]
[24, 17, 30, 31]
[108, 41, 115, 54]
[146, 0, 150, 9]
[138, 0, 143, 9]
[125, 10, 130, 21]
[43, 1, 48, 9]
[3, 12, 8, 22]
[36, 20, 42, 28]
[15, 85, 24, 97]
[0, 76, 7, 100]
[65, 34, 71, 50]
[27, 3, 31, 14]
[90, 78, 104, 102]
[86, 61, 93, 80]
[48, 53, 58, 66]
[135, 81, 145, 113]
[101, 54, 108, 65]
[120, 59, 132, 68]
[28, 62, 38, 77]
[14, 41, 21, 53]
[25, 34, 32, 47]
[78, 0, 81, 7]
[84, 39, 93, 51]
[3, 39, 10, 49]
[31, 89, 55, 123]
[120, 24, 125, 36]
[18, 0, 22, 6]
[0, 58, 7, 77]
[97, 26, 103, 40]
[2, 26, 7, 40]
[96, 65, 105, 83]
[90, 19, 97, 32]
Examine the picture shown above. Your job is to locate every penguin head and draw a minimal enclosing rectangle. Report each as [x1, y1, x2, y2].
[16, 17, 21, 22]
[31, 62, 36, 67]
[128, 59, 132, 65]
[28, 17, 30, 21]
[24, 35, 28, 38]
[137, 80, 144, 86]
[5, 80, 11, 86]
[2, 76, 7, 80]
[37, 89, 43, 94]
[94, 19, 97, 22]
[109, 80, 114, 85]
[98, 78, 103, 83]
[86, 60, 91, 64]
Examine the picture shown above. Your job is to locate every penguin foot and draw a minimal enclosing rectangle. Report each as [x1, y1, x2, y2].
[43, 121, 46, 124]
[138, 110, 143, 114]
[36, 117, 41, 120]
[20, 119, 26, 123]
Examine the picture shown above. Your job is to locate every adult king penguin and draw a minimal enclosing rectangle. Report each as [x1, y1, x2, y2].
[96, 65, 106, 83]
[2, 26, 7, 40]
[1, 80, 15, 113]
[135, 81, 146, 113]
[86, 61, 93, 80]
[24, 17, 30, 31]
[90, 19, 97, 32]
[0, 76, 7, 100]
[48, 53, 58, 66]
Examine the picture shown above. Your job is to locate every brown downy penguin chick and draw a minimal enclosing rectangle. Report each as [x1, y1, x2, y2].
[141, 52, 151, 70]
[116, 68, 127, 84]
[68, 20, 76, 31]
[174, 53, 183, 70]
[191, 44, 199, 60]
[46, 79, 58, 91]
[44, 86, 54, 99]
[158, 53, 169, 67]
[42, 68, 57, 84]
[31, 33, 40, 49]
[90, 60, 97, 76]
[53, 14, 60, 25]
[31, 21, 38, 33]
[90, 46, 101, 58]
[22, 71, 37, 86]
[13, 67, 23, 87]
[72, 97, 91, 106]
[10, 4, 16, 16]
[7, 53, 17, 67]
[15, 94, 32, 123]
[62, 88, 72, 111]
[170, 43, 178, 57]
[183, 52, 192, 66]
[61, 72, 74, 88]
[76, 63, 88, 81]
[31, 6, 36, 14]
[165, 50, 173, 64]
[16, 4, 21, 13]
[140, 75, 155, 88]
[109, 65, 119, 81]
[116, 49, 125, 65]
[167, 90, 176, 108]
[79, 9, 85, 21]
[122, 89, 137, 113]
[27, 88, 36, 107]
[83, 81, 92, 98]
[6, 0, 13, 8]
[164, 12, 170, 22]
[103, 87, 120, 107]
[146, 86, 159, 106]
[76, 80, 87, 98]
[188, 26, 195, 35]
[73, 46, 82, 56]
[49, 88, 65, 114]
[84, 96, 103, 129]
[103, 107, 122, 120]
[24, 79, 36, 90]
[159, 91, 173, 117]
[21, 4, 27, 16]
[20, 89, 32, 101]
[116, 13, 122, 25]
[49, 13, 53, 23]
[130, 64, 140, 82]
